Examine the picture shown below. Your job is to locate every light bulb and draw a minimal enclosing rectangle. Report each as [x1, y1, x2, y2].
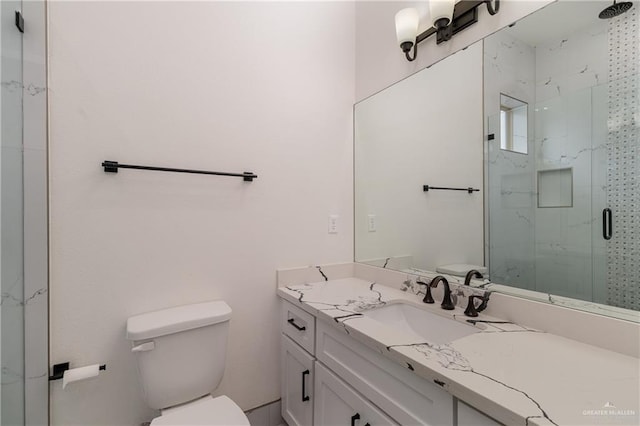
[395, 8, 420, 46]
[429, 0, 455, 28]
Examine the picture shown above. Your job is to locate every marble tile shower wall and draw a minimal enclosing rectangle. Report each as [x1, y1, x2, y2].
[484, 31, 536, 288]
[1, 3, 26, 422]
[1, 1, 49, 424]
[606, 7, 639, 310]
[533, 19, 608, 301]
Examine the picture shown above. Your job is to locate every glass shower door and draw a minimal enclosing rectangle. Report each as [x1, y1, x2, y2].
[486, 84, 605, 303]
[1, 1, 25, 424]
[532, 85, 598, 302]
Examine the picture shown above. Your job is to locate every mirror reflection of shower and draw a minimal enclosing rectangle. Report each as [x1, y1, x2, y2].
[485, 1, 639, 310]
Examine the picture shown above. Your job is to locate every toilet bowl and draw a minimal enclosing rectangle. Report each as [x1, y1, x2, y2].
[126, 301, 249, 426]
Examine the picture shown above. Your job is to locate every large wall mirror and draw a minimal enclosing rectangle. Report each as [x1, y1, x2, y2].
[354, 0, 639, 322]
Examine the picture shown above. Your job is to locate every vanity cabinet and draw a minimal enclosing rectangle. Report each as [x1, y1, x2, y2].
[280, 302, 316, 426]
[280, 300, 501, 426]
[314, 362, 397, 426]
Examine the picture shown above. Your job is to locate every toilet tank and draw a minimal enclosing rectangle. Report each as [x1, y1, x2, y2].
[126, 301, 232, 410]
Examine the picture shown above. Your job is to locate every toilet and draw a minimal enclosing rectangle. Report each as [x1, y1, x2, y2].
[126, 300, 250, 425]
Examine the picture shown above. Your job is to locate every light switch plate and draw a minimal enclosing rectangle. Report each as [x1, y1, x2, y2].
[367, 214, 376, 232]
[328, 215, 339, 234]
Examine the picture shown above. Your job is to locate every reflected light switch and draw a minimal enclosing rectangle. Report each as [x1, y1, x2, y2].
[328, 215, 339, 234]
[367, 215, 376, 232]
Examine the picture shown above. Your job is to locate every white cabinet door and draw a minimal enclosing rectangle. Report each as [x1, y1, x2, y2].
[282, 335, 314, 426]
[314, 362, 398, 426]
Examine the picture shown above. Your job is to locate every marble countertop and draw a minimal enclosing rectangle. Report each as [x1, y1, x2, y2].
[277, 277, 640, 426]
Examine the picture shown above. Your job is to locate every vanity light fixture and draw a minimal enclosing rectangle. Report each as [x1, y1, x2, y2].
[395, 0, 500, 61]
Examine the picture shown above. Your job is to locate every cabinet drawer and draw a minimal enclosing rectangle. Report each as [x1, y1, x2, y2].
[281, 301, 315, 355]
[281, 335, 314, 426]
[315, 362, 397, 426]
[316, 320, 453, 426]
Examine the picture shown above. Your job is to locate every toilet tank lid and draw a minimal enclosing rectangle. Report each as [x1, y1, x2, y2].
[436, 264, 488, 277]
[126, 300, 232, 340]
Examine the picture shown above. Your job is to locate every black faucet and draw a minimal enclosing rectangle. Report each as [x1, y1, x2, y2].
[464, 270, 483, 286]
[415, 280, 435, 304]
[429, 276, 455, 310]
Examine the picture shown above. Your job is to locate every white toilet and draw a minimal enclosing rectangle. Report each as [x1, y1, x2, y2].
[126, 300, 250, 425]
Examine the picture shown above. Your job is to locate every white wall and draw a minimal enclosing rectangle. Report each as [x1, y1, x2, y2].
[48, 2, 354, 425]
[355, 43, 484, 272]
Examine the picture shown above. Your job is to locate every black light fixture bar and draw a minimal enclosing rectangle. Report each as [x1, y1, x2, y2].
[101, 160, 257, 182]
[416, 1, 487, 45]
[423, 185, 480, 194]
[402, 0, 499, 61]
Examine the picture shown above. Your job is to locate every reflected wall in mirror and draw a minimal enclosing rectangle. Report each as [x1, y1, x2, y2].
[355, 42, 484, 274]
[354, 0, 639, 321]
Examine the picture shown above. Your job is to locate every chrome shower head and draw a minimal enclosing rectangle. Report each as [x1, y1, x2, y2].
[599, 1, 633, 19]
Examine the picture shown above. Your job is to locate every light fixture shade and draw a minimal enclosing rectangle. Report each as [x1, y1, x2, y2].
[395, 8, 420, 46]
[429, 0, 455, 28]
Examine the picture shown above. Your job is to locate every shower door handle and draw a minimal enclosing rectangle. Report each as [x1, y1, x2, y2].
[603, 208, 612, 240]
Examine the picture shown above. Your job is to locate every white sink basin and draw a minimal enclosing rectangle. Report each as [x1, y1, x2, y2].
[362, 303, 480, 344]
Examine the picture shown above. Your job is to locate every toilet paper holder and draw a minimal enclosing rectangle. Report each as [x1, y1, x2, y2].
[49, 362, 106, 381]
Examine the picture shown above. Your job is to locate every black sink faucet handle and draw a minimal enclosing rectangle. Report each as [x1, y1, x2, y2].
[476, 293, 490, 312]
[416, 280, 435, 304]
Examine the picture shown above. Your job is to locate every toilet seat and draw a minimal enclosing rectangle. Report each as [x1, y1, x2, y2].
[151, 395, 250, 426]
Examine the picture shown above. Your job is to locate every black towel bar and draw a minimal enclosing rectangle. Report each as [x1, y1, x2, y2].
[423, 185, 480, 194]
[101, 161, 257, 182]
